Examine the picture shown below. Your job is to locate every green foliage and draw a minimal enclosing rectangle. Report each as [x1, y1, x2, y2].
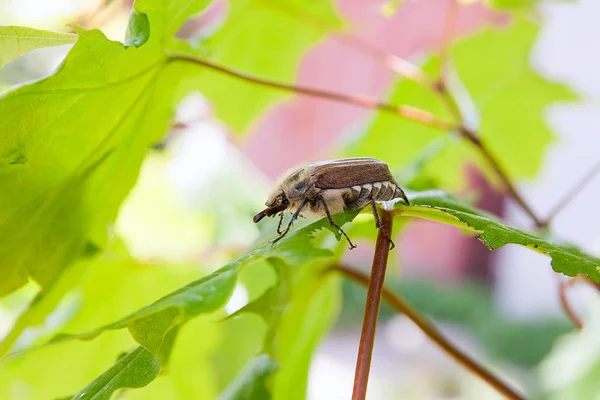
[349, 18, 576, 188]
[1, 1, 597, 399]
[0, 0, 342, 298]
[0, 0, 210, 297]
[402, 191, 600, 282]
[186, 0, 342, 134]
[0, 242, 216, 399]
[219, 354, 277, 400]
[49, 263, 237, 354]
[70, 346, 160, 400]
[0, 26, 76, 67]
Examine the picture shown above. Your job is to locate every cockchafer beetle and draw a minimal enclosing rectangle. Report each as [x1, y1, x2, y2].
[253, 157, 410, 249]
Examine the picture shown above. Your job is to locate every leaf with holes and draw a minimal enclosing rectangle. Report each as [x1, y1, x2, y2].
[398, 190, 600, 282]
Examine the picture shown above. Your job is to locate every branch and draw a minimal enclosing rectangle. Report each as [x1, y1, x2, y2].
[461, 127, 545, 228]
[352, 210, 393, 400]
[558, 279, 583, 330]
[168, 54, 455, 131]
[542, 157, 600, 226]
[333, 265, 526, 400]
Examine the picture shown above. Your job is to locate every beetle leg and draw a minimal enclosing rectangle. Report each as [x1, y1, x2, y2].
[272, 199, 308, 245]
[397, 185, 410, 206]
[319, 196, 357, 250]
[369, 198, 395, 250]
[276, 212, 285, 235]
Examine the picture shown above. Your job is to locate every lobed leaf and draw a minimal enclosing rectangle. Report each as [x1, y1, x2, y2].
[348, 18, 577, 189]
[0, 0, 211, 298]
[182, 0, 343, 134]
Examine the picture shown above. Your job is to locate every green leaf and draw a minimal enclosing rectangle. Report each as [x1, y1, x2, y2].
[69, 346, 160, 400]
[219, 354, 277, 400]
[400, 190, 600, 282]
[349, 18, 576, 189]
[0, 26, 76, 67]
[124, 10, 150, 48]
[228, 259, 293, 357]
[8, 210, 355, 361]
[49, 264, 237, 354]
[186, 0, 343, 134]
[0, 243, 212, 399]
[272, 263, 341, 400]
[0, 0, 211, 297]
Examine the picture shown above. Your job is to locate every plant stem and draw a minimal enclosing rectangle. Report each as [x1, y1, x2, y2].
[460, 126, 544, 228]
[542, 157, 600, 226]
[334, 265, 526, 400]
[168, 54, 455, 131]
[558, 278, 583, 330]
[352, 210, 393, 400]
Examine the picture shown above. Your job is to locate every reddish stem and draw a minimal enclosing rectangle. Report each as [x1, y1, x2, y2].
[336, 265, 526, 400]
[352, 210, 393, 400]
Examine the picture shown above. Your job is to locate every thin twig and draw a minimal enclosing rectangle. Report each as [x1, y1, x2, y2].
[168, 54, 455, 131]
[352, 210, 393, 400]
[558, 279, 583, 330]
[461, 127, 545, 228]
[439, 0, 459, 79]
[542, 157, 600, 226]
[333, 265, 526, 400]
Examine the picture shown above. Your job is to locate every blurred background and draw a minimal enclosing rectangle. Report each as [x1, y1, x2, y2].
[1, 0, 600, 399]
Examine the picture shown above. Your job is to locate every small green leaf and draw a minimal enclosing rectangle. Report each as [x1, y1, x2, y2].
[219, 354, 277, 400]
[124, 10, 150, 48]
[69, 346, 160, 400]
[0, 26, 76, 67]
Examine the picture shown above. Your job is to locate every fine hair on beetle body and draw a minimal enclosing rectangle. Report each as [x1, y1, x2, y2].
[253, 157, 410, 250]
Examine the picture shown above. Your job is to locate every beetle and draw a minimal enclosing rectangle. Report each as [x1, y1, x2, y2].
[253, 157, 410, 249]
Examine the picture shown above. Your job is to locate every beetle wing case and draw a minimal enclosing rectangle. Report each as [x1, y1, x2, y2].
[309, 158, 394, 189]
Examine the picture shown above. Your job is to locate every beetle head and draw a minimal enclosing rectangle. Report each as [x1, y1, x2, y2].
[253, 191, 289, 223]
